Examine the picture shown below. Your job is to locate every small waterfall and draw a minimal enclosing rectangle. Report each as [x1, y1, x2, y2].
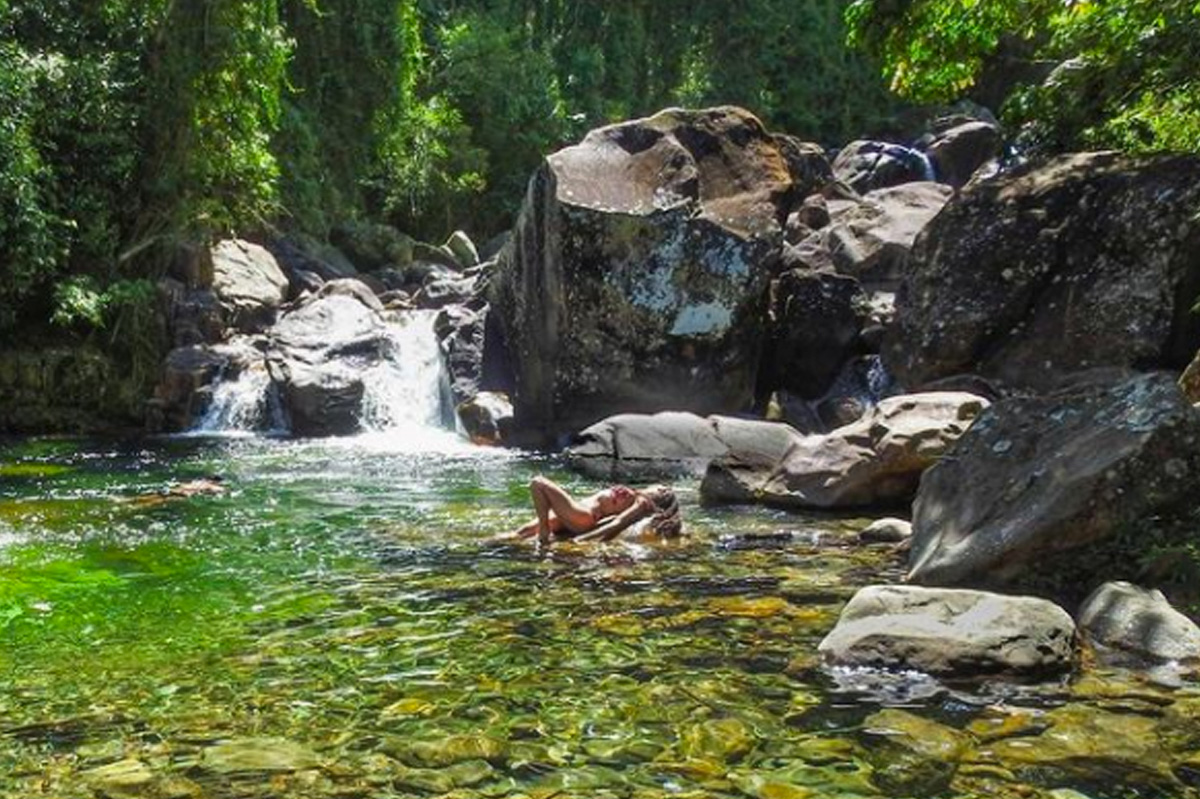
[359, 310, 452, 434]
[914, 150, 937, 182]
[194, 364, 285, 435]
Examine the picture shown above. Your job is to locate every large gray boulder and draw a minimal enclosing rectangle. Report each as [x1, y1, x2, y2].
[908, 372, 1200, 589]
[818, 585, 1076, 678]
[491, 107, 824, 438]
[701, 392, 988, 509]
[813, 182, 953, 292]
[210, 239, 290, 331]
[567, 411, 800, 481]
[267, 294, 395, 436]
[1078, 581, 1200, 665]
[887, 152, 1200, 392]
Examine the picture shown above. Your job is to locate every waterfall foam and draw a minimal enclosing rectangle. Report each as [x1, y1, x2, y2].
[359, 310, 452, 434]
[194, 362, 285, 436]
[189, 308, 455, 444]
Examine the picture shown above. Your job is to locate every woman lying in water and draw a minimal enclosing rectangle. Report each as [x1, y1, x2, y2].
[508, 477, 682, 544]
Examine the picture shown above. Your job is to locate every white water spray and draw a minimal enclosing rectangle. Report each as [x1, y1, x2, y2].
[359, 310, 452, 435]
[194, 362, 285, 435]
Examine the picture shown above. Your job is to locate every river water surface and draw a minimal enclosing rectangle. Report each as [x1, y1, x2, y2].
[1, 433, 1195, 799]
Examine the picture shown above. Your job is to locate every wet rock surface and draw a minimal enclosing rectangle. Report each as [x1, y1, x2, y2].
[832, 140, 932, 193]
[908, 372, 1200, 590]
[702, 391, 988, 509]
[818, 584, 1077, 677]
[267, 293, 395, 437]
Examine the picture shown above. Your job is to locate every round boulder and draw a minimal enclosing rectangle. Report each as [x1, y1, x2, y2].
[818, 584, 1077, 678]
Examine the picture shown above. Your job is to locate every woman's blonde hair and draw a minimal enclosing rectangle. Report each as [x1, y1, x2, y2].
[641, 485, 682, 538]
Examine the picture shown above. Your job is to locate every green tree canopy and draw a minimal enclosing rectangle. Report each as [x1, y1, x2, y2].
[846, 0, 1200, 153]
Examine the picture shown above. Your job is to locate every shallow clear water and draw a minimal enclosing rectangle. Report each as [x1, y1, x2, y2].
[1, 435, 1196, 799]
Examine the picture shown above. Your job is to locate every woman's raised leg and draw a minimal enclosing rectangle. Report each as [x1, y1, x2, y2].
[530, 476, 594, 541]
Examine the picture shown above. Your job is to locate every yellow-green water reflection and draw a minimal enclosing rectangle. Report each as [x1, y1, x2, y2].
[1, 435, 1195, 799]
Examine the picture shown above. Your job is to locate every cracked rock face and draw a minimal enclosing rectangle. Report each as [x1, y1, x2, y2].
[490, 107, 827, 438]
[885, 152, 1200, 392]
[908, 372, 1200, 590]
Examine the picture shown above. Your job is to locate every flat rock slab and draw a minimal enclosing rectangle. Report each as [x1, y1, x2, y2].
[567, 411, 800, 480]
[818, 584, 1076, 678]
[701, 391, 988, 509]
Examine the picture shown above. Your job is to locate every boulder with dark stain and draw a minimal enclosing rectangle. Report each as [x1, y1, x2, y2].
[490, 107, 827, 439]
[886, 152, 1200, 392]
[908, 372, 1200, 590]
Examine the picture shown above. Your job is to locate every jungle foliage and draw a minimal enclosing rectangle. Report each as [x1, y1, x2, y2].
[846, 0, 1200, 154]
[0, 0, 902, 339]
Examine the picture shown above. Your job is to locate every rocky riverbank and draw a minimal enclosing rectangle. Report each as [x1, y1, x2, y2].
[7, 103, 1200, 698]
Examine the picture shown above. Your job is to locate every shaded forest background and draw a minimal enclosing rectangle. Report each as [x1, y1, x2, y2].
[3, 0, 1198, 350]
[0, 0, 901, 342]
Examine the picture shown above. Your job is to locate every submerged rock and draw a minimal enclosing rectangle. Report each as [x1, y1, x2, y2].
[701, 392, 988, 509]
[977, 704, 1181, 791]
[818, 584, 1076, 678]
[1078, 581, 1200, 665]
[82, 759, 157, 799]
[908, 372, 1200, 589]
[887, 152, 1200, 391]
[491, 106, 822, 438]
[202, 737, 320, 774]
[862, 708, 970, 795]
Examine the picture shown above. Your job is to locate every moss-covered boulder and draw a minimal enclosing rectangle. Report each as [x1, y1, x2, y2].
[491, 107, 828, 439]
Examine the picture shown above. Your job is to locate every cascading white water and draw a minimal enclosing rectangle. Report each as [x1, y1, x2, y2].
[194, 362, 285, 435]
[189, 307, 456, 444]
[914, 150, 937, 182]
[358, 310, 452, 435]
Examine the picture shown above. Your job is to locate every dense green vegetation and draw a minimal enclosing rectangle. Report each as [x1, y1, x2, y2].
[0, 0, 900, 340]
[846, 0, 1200, 154]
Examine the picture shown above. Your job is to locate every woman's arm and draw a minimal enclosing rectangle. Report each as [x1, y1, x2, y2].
[574, 497, 652, 543]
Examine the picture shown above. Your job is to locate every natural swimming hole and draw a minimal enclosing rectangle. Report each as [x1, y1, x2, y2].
[0, 435, 1194, 799]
